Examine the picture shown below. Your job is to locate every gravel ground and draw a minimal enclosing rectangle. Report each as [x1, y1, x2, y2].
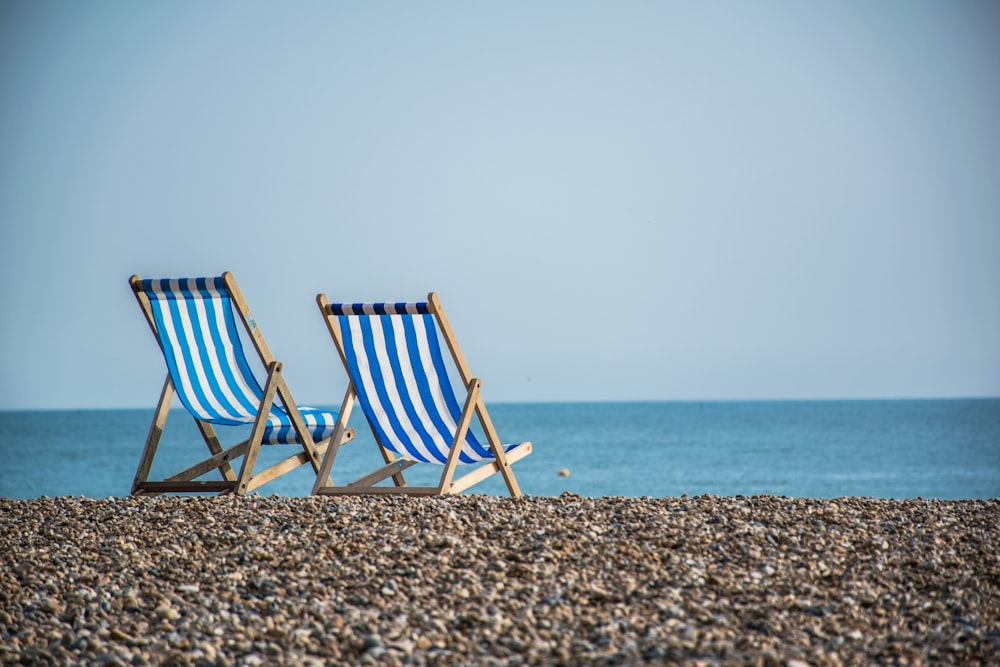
[2, 494, 998, 666]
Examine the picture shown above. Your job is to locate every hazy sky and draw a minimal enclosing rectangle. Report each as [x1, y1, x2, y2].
[2, 1, 998, 410]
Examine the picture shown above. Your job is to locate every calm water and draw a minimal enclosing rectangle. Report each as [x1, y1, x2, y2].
[1, 400, 997, 500]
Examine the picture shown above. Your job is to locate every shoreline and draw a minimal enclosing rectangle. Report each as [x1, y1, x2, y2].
[2, 494, 998, 665]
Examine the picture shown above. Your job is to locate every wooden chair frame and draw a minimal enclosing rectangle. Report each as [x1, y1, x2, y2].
[129, 272, 353, 496]
[311, 292, 531, 497]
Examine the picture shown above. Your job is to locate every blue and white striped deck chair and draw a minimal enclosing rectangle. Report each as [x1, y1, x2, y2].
[312, 292, 532, 497]
[129, 272, 352, 495]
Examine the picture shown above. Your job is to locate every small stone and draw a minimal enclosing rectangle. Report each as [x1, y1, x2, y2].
[109, 628, 135, 642]
[387, 639, 414, 655]
[40, 598, 62, 614]
[153, 605, 180, 621]
[761, 649, 781, 667]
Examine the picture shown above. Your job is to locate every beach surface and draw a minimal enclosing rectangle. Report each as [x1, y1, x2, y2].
[2, 494, 997, 666]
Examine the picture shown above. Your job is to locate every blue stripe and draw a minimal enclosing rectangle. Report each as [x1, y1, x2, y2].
[334, 311, 498, 463]
[275, 424, 293, 444]
[263, 407, 338, 444]
[192, 279, 253, 419]
[215, 286, 265, 416]
[143, 277, 257, 425]
[401, 315, 458, 462]
[421, 313, 490, 461]
[340, 316, 409, 459]
[183, 279, 237, 420]
[144, 280, 214, 421]
[358, 316, 429, 461]
[159, 281, 224, 422]
[147, 290, 200, 416]
[382, 315, 447, 463]
[175, 278, 255, 422]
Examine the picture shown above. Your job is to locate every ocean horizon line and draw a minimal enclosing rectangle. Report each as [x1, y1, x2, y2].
[2, 395, 998, 413]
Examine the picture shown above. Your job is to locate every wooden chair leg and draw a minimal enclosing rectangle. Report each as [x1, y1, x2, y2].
[312, 386, 357, 494]
[437, 379, 481, 494]
[275, 373, 323, 473]
[244, 429, 355, 494]
[449, 442, 532, 495]
[376, 446, 409, 487]
[196, 421, 236, 481]
[234, 361, 282, 496]
[475, 396, 521, 497]
[132, 375, 174, 495]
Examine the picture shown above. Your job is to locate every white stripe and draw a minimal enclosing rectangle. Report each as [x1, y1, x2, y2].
[203, 284, 261, 418]
[338, 312, 503, 464]
[264, 415, 286, 444]
[390, 315, 452, 460]
[171, 280, 244, 421]
[412, 315, 461, 438]
[155, 281, 213, 420]
[369, 316, 439, 462]
[191, 287, 254, 420]
[412, 315, 489, 462]
[346, 317, 397, 453]
[344, 317, 421, 460]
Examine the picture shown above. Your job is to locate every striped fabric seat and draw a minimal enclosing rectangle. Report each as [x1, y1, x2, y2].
[330, 301, 521, 464]
[138, 277, 336, 445]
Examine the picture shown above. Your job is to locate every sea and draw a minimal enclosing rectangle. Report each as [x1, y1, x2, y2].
[1, 400, 998, 500]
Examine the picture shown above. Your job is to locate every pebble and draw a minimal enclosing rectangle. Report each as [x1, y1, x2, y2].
[1, 494, 998, 665]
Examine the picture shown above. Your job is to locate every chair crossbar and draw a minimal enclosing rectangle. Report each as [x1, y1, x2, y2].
[135, 481, 237, 494]
[347, 459, 419, 488]
[139, 277, 228, 299]
[321, 486, 445, 496]
[449, 442, 532, 494]
[166, 439, 252, 482]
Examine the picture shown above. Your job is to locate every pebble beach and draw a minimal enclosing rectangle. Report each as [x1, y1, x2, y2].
[2, 494, 998, 666]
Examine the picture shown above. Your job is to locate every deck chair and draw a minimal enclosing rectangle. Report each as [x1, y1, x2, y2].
[311, 292, 532, 497]
[129, 272, 352, 495]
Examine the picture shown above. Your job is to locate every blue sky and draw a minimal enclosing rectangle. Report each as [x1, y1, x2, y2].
[1, 1, 998, 410]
